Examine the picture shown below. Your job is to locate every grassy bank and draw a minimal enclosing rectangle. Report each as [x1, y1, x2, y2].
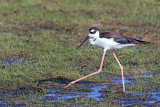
[0, 0, 159, 106]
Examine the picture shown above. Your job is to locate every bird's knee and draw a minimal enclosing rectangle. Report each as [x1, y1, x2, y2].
[97, 69, 102, 73]
[120, 65, 123, 71]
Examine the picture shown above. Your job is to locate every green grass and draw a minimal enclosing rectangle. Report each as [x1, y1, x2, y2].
[0, 0, 159, 88]
[0, 0, 160, 106]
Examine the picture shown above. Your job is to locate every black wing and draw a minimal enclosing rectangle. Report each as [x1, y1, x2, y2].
[114, 37, 150, 44]
[99, 31, 150, 44]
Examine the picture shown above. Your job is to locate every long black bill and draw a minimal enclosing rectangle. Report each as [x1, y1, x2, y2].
[76, 36, 89, 50]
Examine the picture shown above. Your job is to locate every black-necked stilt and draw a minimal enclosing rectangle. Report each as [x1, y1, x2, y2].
[62, 27, 150, 92]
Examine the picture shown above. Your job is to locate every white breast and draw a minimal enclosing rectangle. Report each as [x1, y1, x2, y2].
[88, 37, 134, 51]
[89, 37, 118, 49]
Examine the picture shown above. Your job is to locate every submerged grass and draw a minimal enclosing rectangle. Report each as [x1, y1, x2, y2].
[0, 0, 160, 106]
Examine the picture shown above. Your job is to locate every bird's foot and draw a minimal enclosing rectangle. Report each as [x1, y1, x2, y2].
[61, 82, 73, 88]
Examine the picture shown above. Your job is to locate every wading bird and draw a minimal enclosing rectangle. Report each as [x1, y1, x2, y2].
[62, 27, 150, 92]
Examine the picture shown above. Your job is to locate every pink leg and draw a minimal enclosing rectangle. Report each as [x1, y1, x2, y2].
[62, 50, 106, 88]
[112, 50, 125, 92]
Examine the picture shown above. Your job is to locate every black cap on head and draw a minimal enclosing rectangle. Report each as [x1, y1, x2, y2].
[88, 27, 99, 34]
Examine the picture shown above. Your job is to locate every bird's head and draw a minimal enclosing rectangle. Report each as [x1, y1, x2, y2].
[88, 27, 100, 35]
[76, 27, 100, 50]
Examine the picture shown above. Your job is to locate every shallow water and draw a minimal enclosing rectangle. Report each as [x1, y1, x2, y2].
[0, 73, 159, 106]
[45, 85, 108, 102]
[0, 99, 8, 107]
[106, 72, 152, 85]
[44, 72, 160, 106]
[2, 58, 24, 66]
[0, 32, 13, 35]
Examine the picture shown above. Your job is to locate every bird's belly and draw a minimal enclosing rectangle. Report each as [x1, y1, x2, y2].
[89, 38, 119, 49]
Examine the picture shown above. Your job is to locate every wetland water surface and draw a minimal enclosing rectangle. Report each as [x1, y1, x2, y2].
[2, 58, 24, 66]
[44, 72, 160, 106]
[0, 73, 159, 106]
[45, 85, 108, 102]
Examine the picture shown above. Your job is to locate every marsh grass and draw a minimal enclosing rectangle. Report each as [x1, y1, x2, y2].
[0, 0, 159, 106]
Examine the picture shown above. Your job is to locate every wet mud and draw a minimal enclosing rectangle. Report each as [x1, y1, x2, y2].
[43, 72, 159, 106]
[1, 72, 159, 106]
[0, 53, 159, 106]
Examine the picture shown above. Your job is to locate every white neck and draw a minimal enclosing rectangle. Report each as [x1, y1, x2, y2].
[88, 31, 100, 45]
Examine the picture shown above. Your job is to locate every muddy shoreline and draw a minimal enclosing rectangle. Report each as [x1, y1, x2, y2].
[0, 72, 159, 106]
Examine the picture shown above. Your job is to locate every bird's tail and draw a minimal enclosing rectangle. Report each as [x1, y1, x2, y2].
[134, 39, 151, 44]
